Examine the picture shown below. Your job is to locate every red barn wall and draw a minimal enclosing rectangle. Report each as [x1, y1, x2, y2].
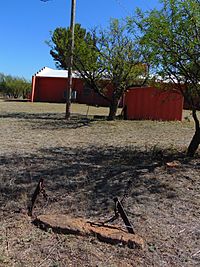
[31, 76, 120, 107]
[32, 76, 84, 103]
[124, 87, 183, 121]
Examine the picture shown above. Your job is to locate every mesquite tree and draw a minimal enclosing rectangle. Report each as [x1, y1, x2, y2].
[0, 73, 31, 98]
[128, 0, 200, 156]
[48, 20, 148, 120]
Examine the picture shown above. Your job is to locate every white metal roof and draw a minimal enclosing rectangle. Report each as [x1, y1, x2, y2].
[34, 67, 80, 78]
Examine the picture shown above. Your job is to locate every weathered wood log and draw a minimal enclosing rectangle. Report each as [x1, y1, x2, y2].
[33, 214, 144, 249]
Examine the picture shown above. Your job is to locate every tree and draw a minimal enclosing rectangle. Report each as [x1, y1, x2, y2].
[49, 20, 148, 120]
[0, 73, 6, 97]
[47, 24, 96, 72]
[0, 74, 31, 99]
[128, 0, 200, 156]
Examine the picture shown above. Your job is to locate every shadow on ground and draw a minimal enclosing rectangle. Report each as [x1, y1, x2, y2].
[0, 112, 94, 129]
[0, 145, 197, 218]
[1, 145, 200, 266]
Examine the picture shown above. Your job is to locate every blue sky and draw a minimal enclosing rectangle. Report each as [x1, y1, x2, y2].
[0, 0, 160, 80]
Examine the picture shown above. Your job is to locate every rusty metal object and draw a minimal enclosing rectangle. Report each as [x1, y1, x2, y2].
[28, 178, 134, 234]
[113, 197, 134, 234]
[28, 178, 47, 216]
[101, 197, 134, 234]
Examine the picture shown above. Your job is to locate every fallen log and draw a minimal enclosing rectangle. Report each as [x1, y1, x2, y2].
[33, 214, 144, 249]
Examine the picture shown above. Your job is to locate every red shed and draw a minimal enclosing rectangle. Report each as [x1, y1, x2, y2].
[124, 86, 183, 121]
[31, 67, 112, 106]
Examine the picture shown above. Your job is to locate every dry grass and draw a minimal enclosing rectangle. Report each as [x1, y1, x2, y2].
[0, 99, 200, 267]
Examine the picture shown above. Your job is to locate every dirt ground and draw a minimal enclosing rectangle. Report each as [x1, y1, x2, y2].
[0, 99, 200, 267]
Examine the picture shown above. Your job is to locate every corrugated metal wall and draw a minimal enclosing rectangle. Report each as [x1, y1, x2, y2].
[31, 76, 115, 106]
[124, 87, 183, 121]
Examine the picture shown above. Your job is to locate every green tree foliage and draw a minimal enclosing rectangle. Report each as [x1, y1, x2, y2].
[0, 73, 31, 99]
[0, 73, 6, 92]
[47, 24, 97, 71]
[128, 0, 200, 156]
[0, 73, 4, 82]
[49, 21, 148, 120]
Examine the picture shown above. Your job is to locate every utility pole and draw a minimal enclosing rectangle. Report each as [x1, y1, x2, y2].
[65, 0, 76, 119]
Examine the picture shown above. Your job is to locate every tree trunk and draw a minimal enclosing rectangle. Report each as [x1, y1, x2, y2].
[187, 109, 200, 157]
[107, 98, 119, 121]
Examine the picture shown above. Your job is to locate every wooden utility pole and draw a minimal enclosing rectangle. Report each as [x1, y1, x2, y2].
[65, 0, 76, 119]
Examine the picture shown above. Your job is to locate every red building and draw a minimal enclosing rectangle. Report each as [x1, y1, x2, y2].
[31, 67, 112, 106]
[31, 67, 184, 121]
[124, 86, 183, 121]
